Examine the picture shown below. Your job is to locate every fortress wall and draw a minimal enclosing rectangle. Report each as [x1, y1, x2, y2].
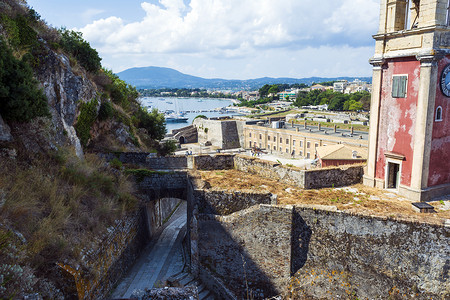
[220, 121, 242, 149]
[289, 205, 450, 299]
[193, 154, 235, 170]
[234, 155, 363, 189]
[197, 205, 293, 299]
[145, 156, 188, 169]
[58, 210, 148, 299]
[98, 152, 188, 169]
[234, 155, 306, 187]
[303, 164, 364, 189]
[194, 188, 275, 216]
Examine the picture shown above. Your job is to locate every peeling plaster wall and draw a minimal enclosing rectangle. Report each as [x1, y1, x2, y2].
[376, 57, 420, 186]
[429, 57, 450, 187]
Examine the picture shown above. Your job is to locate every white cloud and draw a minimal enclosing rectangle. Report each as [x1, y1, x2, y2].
[81, 8, 105, 24]
[79, 0, 379, 78]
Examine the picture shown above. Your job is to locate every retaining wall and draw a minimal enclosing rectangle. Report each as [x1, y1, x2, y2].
[197, 205, 293, 299]
[290, 205, 450, 299]
[98, 152, 188, 169]
[146, 198, 182, 237]
[194, 189, 275, 215]
[135, 172, 188, 200]
[234, 155, 363, 189]
[58, 210, 148, 299]
[193, 154, 235, 170]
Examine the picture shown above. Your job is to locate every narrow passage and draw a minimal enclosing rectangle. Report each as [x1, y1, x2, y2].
[111, 201, 187, 298]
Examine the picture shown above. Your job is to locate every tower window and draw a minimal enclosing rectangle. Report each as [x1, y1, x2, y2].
[392, 75, 408, 98]
[436, 106, 443, 121]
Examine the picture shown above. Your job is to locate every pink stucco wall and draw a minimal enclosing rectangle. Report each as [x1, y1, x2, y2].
[375, 57, 420, 187]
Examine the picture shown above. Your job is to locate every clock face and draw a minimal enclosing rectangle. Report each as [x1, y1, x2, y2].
[440, 64, 450, 97]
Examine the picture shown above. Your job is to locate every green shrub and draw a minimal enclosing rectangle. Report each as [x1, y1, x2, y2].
[0, 37, 50, 122]
[135, 107, 166, 140]
[110, 158, 123, 170]
[98, 101, 114, 121]
[74, 98, 98, 147]
[59, 28, 101, 73]
[157, 140, 177, 156]
[102, 68, 138, 109]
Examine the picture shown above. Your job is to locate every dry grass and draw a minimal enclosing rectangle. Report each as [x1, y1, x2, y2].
[0, 148, 138, 297]
[198, 170, 449, 225]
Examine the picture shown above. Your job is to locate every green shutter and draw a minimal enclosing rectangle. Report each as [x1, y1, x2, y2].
[400, 76, 407, 97]
[392, 76, 407, 98]
[392, 76, 399, 97]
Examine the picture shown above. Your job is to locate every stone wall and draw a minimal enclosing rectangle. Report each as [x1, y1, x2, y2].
[197, 205, 293, 299]
[135, 172, 188, 201]
[234, 155, 363, 188]
[303, 165, 364, 189]
[193, 154, 235, 170]
[195, 189, 275, 215]
[145, 156, 188, 170]
[290, 205, 450, 299]
[194, 119, 242, 149]
[98, 152, 188, 170]
[234, 155, 306, 186]
[146, 198, 182, 237]
[58, 210, 148, 299]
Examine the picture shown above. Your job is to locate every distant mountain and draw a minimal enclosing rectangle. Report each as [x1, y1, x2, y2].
[117, 66, 372, 90]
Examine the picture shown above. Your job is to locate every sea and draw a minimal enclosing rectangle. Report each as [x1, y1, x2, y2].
[139, 97, 239, 133]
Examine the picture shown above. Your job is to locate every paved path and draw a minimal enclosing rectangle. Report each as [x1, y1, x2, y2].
[111, 201, 187, 298]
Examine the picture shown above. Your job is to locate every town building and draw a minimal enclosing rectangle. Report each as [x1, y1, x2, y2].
[316, 144, 367, 167]
[333, 79, 372, 94]
[244, 121, 368, 159]
[363, 0, 450, 201]
[278, 89, 299, 101]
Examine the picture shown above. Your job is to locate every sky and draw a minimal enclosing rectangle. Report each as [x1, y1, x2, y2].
[26, 0, 380, 80]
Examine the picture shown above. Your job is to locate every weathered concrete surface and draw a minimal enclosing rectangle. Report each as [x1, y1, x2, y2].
[289, 205, 450, 299]
[198, 205, 293, 299]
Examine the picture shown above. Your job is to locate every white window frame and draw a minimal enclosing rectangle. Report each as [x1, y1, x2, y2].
[385, 158, 403, 190]
[435, 106, 443, 122]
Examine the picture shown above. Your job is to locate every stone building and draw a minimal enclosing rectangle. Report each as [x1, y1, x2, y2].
[244, 122, 368, 159]
[363, 0, 450, 201]
[193, 118, 245, 149]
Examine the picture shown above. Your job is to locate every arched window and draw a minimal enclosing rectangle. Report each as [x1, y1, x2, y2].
[435, 106, 443, 121]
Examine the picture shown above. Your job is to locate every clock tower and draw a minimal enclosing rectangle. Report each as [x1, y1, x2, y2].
[364, 0, 450, 201]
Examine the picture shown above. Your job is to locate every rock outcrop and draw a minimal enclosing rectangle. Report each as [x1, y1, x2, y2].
[35, 46, 97, 157]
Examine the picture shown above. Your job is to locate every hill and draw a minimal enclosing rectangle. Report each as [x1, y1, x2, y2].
[117, 66, 372, 90]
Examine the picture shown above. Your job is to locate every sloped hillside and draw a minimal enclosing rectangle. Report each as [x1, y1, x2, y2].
[0, 0, 171, 298]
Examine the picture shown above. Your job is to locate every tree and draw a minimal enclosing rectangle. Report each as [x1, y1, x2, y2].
[268, 85, 279, 95]
[59, 28, 101, 73]
[259, 84, 271, 98]
[0, 37, 49, 122]
[136, 107, 166, 141]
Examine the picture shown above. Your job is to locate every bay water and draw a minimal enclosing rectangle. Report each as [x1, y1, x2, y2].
[139, 97, 238, 133]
